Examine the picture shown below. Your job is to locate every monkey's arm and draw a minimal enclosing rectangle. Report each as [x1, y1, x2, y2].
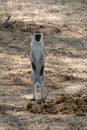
[40, 52, 45, 76]
[30, 51, 36, 71]
[31, 62, 36, 71]
[40, 65, 44, 76]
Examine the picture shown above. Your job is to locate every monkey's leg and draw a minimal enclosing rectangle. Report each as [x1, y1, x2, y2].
[32, 83, 36, 100]
[40, 74, 45, 100]
[41, 83, 44, 100]
[31, 71, 37, 100]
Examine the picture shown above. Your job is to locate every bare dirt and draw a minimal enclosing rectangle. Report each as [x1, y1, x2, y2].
[0, 0, 87, 130]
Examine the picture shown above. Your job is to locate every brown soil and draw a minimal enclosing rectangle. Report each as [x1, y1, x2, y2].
[0, 0, 87, 130]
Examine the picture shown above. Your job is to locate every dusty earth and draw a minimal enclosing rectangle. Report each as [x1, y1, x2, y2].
[0, 0, 87, 130]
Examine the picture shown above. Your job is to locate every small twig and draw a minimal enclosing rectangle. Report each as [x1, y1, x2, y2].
[35, 120, 41, 129]
[0, 16, 11, 29]
[2, 16, 11, 26]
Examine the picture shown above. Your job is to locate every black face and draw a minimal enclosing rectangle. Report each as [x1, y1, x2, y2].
[35, 34, 41, 42]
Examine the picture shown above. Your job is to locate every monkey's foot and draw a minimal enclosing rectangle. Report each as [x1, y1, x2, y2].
[30, 98, 36, 101]
[40, 97, 47, 102]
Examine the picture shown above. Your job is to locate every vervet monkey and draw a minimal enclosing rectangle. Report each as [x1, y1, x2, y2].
[30, 31, 45, 100]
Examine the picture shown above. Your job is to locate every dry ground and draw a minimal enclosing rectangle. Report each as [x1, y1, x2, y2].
[0, 0, 87, 130]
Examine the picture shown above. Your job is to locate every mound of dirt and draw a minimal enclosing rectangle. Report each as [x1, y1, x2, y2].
[3, 21, 62, 35]
[27, 94, 87, 115]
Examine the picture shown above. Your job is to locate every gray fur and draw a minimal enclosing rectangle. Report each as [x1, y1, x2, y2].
[30, 32, 45, 100]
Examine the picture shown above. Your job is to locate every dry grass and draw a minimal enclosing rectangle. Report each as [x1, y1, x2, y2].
[0, 0, 87, 130]
[27, 94, 87, 115]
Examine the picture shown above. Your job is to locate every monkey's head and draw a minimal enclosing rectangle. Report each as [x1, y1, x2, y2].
[31, 31, 43, 42]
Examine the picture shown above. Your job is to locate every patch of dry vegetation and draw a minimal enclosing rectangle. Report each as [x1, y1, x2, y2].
[27, 94, 87, 115]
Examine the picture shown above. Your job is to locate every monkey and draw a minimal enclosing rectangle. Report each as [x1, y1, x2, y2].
[29, 31, 45, 100]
